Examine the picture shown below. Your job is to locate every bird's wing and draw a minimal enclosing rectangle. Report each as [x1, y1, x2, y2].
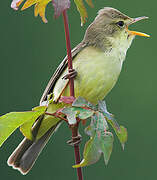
[40, 42, 87, 105]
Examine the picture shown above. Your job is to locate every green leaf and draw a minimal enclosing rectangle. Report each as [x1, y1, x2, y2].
[61, 108, 77, 125]
[73, 133, 101, 168]
[36, 102, 64, 140]
[20, 106, 47, 140]
[73, 0, 88, 26]
[84, 125, 93, 136]
[92, 112, 109, 132]
[32, 106, 47, 112]
[72, 96, 96, 110]
[73, 131, 113, 168]
[99, 100, 122, 132]
[115, 126, 128, 149]
[98, 100, 127, 148]
[36, 115, 61, 140]
[70, 107, 94, 120]
[99, 131, 114, 165]
[74, 112, 113, 168]
[0, 111, 43, 147]
[98, 100, 118, 127]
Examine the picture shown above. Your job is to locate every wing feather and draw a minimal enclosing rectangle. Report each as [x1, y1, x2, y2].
[40, 42, 87, 104]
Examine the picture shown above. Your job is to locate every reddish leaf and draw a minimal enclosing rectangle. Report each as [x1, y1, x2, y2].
[52, 0, 70, 18]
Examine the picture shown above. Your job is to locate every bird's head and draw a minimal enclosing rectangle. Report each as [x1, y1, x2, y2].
[83, 7, 149, 51]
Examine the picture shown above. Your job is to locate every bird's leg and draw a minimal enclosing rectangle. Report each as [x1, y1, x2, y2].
[62, 68, 77, 80]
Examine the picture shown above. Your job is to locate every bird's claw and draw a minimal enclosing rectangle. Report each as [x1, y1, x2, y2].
[62, 69, 77, 80]
[67, 134, 82, 146]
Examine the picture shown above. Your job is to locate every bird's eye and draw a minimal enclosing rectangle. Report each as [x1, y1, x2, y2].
[116, 21, 124, 27]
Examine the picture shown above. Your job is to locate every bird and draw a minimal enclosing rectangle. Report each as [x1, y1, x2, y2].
[7, 7, 149, 175]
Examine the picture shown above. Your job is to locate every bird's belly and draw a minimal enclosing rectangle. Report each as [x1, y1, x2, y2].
[53, 47, 123, 104]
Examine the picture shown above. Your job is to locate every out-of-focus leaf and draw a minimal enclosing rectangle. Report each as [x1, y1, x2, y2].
[22, 0, 51, 23]
[52, 0, 70, 18]
[34, 0, 51, 23]
[72, 96, 96, 110]
[61, 108, 77, 125]
[0, 111, 44, 147]
[11, 0, 24, 10]
[11, 0, 93, 24]
[85, 0, 94, 8]
[74, 0, 88, 26]
[11, 0, 52, 23]
[100, 131, 113, 165]
[21, 0, 37, 10]
[20, 106, 47, 139]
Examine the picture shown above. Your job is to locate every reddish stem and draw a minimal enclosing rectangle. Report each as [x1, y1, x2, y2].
[62, 10, 75, 97]
[62, 10, 83, 180]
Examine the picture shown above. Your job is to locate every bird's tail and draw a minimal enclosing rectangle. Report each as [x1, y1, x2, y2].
[7, 114, 61, 175]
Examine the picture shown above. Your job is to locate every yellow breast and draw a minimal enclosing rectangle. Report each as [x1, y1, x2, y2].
[53, 46, 124, 104]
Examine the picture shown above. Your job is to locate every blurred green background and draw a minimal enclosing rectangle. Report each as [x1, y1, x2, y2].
[0, 0, 155, 179]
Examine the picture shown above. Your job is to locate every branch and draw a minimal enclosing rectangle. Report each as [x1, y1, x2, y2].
[62, 10, 83, 180]
[62, 10, 75, 97]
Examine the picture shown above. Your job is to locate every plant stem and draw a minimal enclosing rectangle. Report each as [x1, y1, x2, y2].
[62, 10, 83, 180]
[62, 10, 75, 97]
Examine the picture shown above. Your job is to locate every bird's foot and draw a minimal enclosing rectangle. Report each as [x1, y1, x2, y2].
[67, 134, 82, 146]
[62, 69, 77, 80]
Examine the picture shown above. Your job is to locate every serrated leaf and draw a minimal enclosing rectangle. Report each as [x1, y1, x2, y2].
[61, 108, 77, 125]
[74, 0, 88, 26]
[73, 133, 101, 168]
[72, 96, 96, 110]
[52, 0, 70, 18]
[99, 131, 113, 165]
[20, 106, 47, 139]
[0, 111, 43, 147]
[73, 131, 113, 168]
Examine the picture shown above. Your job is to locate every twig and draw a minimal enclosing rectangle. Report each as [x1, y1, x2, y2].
[62, 10, 83, 180]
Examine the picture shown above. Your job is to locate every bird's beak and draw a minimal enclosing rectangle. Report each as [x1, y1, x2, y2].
[127, 16, 150, 37]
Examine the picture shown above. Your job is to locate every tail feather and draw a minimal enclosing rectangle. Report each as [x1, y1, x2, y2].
[7, 121, 61, 175]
